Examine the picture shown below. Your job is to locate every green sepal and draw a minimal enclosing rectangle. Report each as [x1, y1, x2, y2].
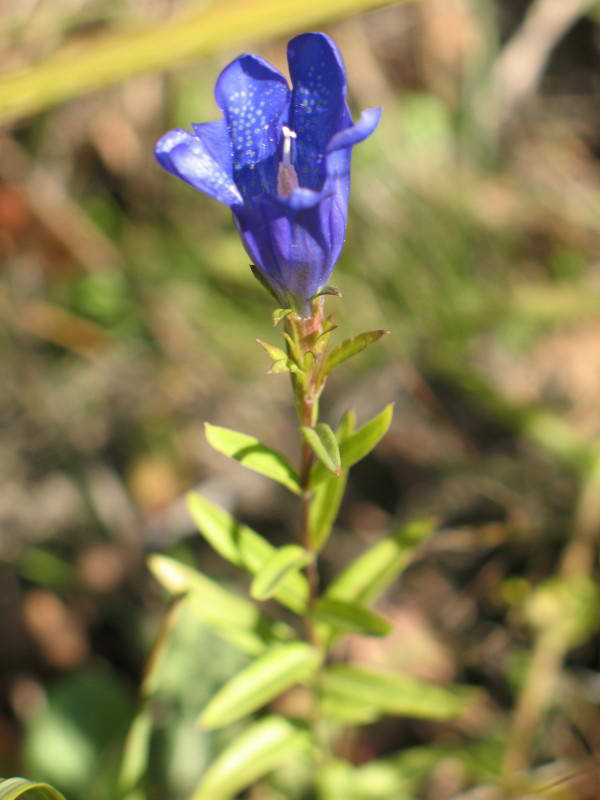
[311, 597, 392, 637]
[198, 643, 322, 729]
[251, 545, 312, 601]
[321, 664, 475, 720]
[272, 307, 293, 326]
[326, 518, 436, 607]
[323, 329, 389, 376]
[310, 403, 394, 488]
[308, 410, 356, 552]
[190, 716, 310, 800]
[311, 285, 342, 299]
[186, 493, 309, 614]
[301, 423, 341, 475]
[0, 779, 67, 800]
[205, 422, 302, 494]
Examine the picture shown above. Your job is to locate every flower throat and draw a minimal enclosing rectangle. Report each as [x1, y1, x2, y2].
[277, 125, 300, 197]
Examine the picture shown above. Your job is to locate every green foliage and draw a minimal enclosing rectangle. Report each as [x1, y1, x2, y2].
[301, 423, 341, 475]
[524, 575, 600, 647]
[190, 716, 310, 800]
[321, 665, 475, 721]
[322, 329, 389, 376]
[250, 546, 313, 601]
[308, 410, 356, 551]
[148, 555, 294, 655]
[310, 404, 394, 487]
[204, 423, 302, 494]
[311, 598, 392, 637]
[199, 644, 322, 729]
[326, 519, 435, 606]
[0, 779, 66, 800]
[186, 493, 309, 613]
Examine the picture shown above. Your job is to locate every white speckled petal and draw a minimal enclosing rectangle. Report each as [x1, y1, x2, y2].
[215, 54, 290, 198]
[155, 127, 242, 206]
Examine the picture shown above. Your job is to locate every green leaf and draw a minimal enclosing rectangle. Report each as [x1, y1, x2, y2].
[117, 709, 153, 794]
[321, 665, 474, 720]
[251, 545, 312, 601]
[308, 411, 356, 551]
[326, 518, 435, 607]
[0, 780, 66, 800]
[205, 422, 301, 494]
[256, 339, 301, 375]
[199, 643, 321, 729]
[318, 696, 382, 726]
[190, 715, 309, 800]
[311, 598, 392, 637]
[310, 404, 394, 488]
[148, 555, 293, 655]
[323, 329, 389, 375]
[186, 493, 309, 614]
[301, 423, 341, 475]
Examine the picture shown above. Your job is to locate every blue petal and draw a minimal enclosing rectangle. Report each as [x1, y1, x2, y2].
[215, 54, 290, 199]
[287, 33, 351, 191]
[326, 107, 382, 153]
[155, 126, 242, 206]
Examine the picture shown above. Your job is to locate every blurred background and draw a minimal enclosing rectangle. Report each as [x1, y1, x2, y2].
[1, 0, 600, 797]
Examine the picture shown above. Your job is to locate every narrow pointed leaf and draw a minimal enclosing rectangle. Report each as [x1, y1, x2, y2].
[323, 329, 389, 375]
[0, 779, 66, 800]
[251, 545, 312, 601]
[318, 696, 381, 726]
[256, 339, 301, 375]
[190, 715, 309, 800]
[327, 518, 435, 607]
[321, 665, 474, 720]
[148, 555, 293, 655]
[117, 709, 153, 794]
[199, 643, 321, 729]
[301, 423, 341, 475]
[308, 410, 356, 551]
[205, 423, 301, 494]
[256, 339, 288, 362]
[312, 598, 392, 637]
[186, 493, 309, 613]
[310, 404, 394, 488]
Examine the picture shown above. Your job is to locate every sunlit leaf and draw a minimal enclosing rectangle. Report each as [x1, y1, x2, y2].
[321, 665, 474, 720]
[0, 779, 66, 800]
[251, 546, 312, 601]
[311, 598, 392, 637]
[199, 643, 321, 729]
[148, 555, 294, 655]
[117, 709, 153, 795]
[186, 493, 309, 613]
[190, 715, 309, 800]
[326, 519, 435, 606]
[301, 423, 341, 475]
[322, 329, 389, 375]
[205, 423, 301, 494]
[308, 410, 356, 551]
[310, 404, 394, 487]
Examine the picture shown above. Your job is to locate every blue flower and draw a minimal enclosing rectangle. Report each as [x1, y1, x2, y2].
[155, 32, 381, 311]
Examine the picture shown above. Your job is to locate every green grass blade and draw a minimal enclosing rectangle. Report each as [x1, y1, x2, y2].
[0, 779, 66, 800]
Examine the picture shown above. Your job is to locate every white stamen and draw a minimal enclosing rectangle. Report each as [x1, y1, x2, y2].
[281, 125, 297, 165]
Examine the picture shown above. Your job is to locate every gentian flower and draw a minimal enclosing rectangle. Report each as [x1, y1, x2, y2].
[155, 32, 381, 312]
